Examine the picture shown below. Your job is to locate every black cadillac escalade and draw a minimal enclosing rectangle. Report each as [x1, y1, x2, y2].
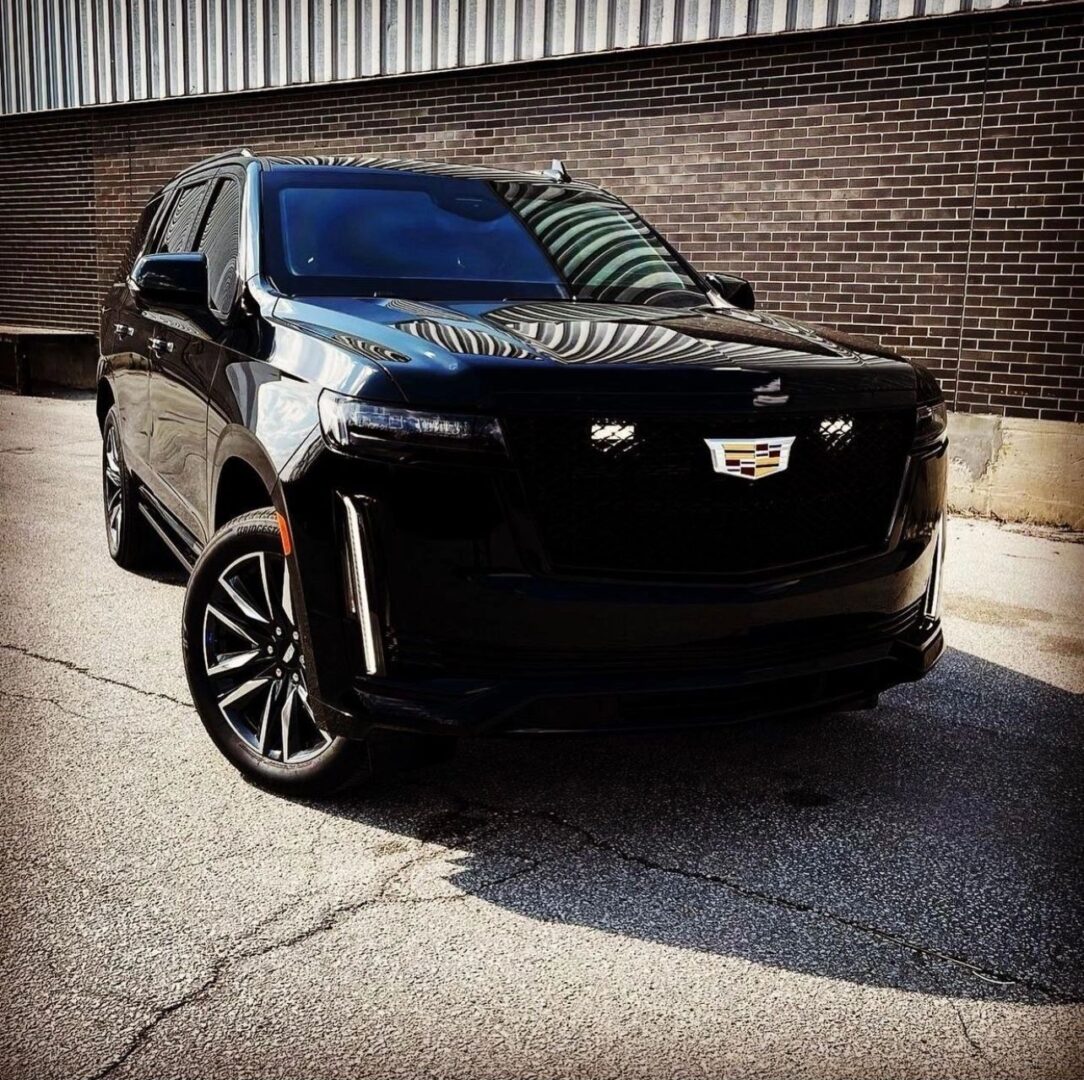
[98, 150, 947, 795]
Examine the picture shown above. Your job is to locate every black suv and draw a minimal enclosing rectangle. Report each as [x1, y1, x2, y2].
[98, 150, 947, 795]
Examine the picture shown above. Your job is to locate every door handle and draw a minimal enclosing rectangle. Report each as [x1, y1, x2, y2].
[149, 336, 174, 355]
[114, 323, 134, 338]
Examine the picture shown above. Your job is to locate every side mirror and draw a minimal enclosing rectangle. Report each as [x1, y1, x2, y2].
[705, 272, 755, 311]
[131, 252, 209, 312]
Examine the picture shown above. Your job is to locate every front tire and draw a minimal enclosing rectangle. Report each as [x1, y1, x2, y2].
[182, 509, 371, 796]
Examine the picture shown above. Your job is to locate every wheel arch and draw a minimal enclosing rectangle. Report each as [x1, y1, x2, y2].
[96, 377, 115, 432]
[211, 430, 279, 533]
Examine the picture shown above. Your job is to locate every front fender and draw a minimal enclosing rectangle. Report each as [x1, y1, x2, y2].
[206, 356, 322, 542]
[209, 424, 285, 514]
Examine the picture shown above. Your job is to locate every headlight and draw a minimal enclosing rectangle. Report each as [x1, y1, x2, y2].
[914, 401, 948, 447]
[319, 390, 505, 454]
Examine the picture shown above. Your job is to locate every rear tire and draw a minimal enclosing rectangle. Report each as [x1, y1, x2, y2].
[102, 406, 162, 571]
[182, 509, 372, 796]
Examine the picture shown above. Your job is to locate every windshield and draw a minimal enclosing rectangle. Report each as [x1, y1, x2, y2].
[260, 167, 707, 307]
[494, 181, 704, 307]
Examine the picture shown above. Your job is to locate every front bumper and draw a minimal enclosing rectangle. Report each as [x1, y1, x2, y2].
[314, 616, 943, 736]
[280, 420, 947, 739]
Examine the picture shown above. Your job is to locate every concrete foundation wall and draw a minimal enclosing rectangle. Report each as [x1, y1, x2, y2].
[947, 413, 1084, 530]
[0, 331, 97, 393]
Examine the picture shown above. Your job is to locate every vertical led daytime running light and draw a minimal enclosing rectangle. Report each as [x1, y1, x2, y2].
[925, 517, 945, 621]
[341, 495, 381, 676]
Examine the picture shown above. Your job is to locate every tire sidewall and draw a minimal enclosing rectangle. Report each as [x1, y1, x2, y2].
[102, 408, 125, 559]
[102, 405, 150, 566]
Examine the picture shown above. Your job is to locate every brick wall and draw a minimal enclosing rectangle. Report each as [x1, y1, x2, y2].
[0, 112, 97, 330]
[0, 2, 1080, 421]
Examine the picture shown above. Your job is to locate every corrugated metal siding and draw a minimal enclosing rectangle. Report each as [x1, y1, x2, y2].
[0, 0, 1036, 115]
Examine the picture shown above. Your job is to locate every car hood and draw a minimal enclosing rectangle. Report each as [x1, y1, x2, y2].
[270, 295, 921, 411]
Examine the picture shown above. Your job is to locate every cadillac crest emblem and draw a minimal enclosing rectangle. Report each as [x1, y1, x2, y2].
[704, 436, 796, 480]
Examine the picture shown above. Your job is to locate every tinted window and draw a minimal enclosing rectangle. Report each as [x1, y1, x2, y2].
[261, 167, 564, 301]
[260, 167, 706, 308]
[497, 182, 703, 307]
[195, 178, 241, 314]
[117, 192, 163, 279]
[156, 181, 208, 254]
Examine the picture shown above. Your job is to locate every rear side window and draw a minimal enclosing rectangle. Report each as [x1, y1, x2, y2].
[156, 181, 209, 254]
[194, 178, 242, 315]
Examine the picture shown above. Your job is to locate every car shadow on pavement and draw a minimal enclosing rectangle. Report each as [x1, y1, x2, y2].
[315, 647, 1083, 1004]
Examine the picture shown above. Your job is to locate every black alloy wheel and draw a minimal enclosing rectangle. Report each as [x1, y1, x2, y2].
[182, 509, 371, 795]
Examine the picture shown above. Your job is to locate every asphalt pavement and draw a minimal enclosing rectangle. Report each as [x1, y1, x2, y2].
[1, 391, 1082, 1079]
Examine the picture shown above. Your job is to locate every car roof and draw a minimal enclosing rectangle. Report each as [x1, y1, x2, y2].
[170, 148, 601, 191]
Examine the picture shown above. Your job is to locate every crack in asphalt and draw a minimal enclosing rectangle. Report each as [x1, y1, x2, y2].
[953, 1003, 993, 1066]
[82, 840, 565, 1080]
[83, 891, 322, 1080]
[0, 685, 97, 721]
[83, 871, 427, 1080]
[415, 782, 1069, 1001]
[0, 643, 190, 709]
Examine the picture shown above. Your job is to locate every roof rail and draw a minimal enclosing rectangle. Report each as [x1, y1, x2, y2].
[177, 148, 255, 176]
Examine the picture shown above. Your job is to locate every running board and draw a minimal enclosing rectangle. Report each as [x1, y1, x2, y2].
[138, 505, 196, 572]
[137, 489, 202, 573]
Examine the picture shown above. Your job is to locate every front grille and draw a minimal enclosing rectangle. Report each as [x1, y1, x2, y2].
[501, 408, 914, 576]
